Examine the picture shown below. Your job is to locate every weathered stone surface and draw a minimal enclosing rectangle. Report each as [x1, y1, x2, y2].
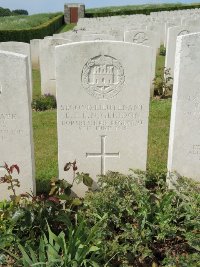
[124, 30, 157, 95]
[0, 41, 33, 99]
[0, 51, 35, 200]
[56, 41, 152, 196]
[39, 38, 70, 96]
[30, 39, 40, 69]
[165, 25, 200, 78]
[168, 32, 200, 182]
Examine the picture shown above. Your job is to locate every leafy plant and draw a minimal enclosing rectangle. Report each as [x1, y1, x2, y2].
[18, 219, 103, 267]
[82, 171, 200, 266]
[153, 67, 173, 97]
[32, 94, 57, 111]
[0, 163, 20, 201]
[159, 45, 166, 56]
[0, 161, 94, 265]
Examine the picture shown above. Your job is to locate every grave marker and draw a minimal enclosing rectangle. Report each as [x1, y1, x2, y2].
[0, 51, 35, 200]
[168, 32, 200, 183]
[56, 41, 152, 196]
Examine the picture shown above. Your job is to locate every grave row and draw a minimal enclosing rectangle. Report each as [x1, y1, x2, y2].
[0, 9, 200, 199]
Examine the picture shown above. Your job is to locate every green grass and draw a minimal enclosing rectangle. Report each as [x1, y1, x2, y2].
[86, 3, 194, 13]
[33, 110, 58, 193]
[0, 12, 62, 30]
[156, 53, 165, 78]
[147, 99, 171, 173]
[32, 52, 171, 193]
[32, 69, 41, 98]
[56, 23, 76, 33]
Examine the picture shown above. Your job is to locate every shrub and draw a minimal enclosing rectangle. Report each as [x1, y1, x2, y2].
[86, 3, 200, 17]
[0, 7, 12, 17]
[82, 171, 200, 266]
[153, 67, 173, 97]
[12, 9, 28, 16]
[32, 94, 57, 111]
[0, 14, 64, 43]
[160, 45, 166, 56]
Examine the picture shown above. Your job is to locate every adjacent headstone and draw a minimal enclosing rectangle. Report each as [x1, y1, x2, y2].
[165, 25, 200, 78]
[56, 41, 152, 196]
[30, 39, 40, 69]
[0, 41, 33, 99]
[39, 38, 71, 96]
[0, 51, 35, 200]
[124, 30, 157, 95]
[168, 32, 200, 183]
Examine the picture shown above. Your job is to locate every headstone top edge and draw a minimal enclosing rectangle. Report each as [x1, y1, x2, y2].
[0, 50, 27, 59]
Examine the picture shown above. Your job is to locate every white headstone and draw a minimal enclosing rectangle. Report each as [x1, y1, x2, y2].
[165, 25, 200, 78]
[0, 51, 35, 200]
[30, 39, 40, 69]
[39, 38, 71, 96]
[124, 30, 157, 96]
[56, 41, 152, 196]
[0, 42, 33, 99]
[168, 32, 200, 183]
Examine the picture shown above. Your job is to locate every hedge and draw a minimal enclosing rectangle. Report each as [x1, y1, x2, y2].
[85, 4, 200, 17]
[0, 14, 64, 43]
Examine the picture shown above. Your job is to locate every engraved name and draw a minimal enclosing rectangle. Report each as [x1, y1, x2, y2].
[60, 104, 144, 131]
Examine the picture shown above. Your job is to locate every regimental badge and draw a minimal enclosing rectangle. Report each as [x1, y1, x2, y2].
[81, 55, 125, 100]
[132, 32, 149, 45]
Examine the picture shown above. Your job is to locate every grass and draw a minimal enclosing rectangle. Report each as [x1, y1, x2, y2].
[56, 23, 76, 33]
[32, 49, 171, 193]
[0, 12, 62, 30]
[86, 3, 194, 13]
[32, 110, 57, 194]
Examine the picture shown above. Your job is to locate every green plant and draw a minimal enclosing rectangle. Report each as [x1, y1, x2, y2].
[0, 163, 20, 201]
[32, 94, 57, 111]
[82, 171, 200, 266]
[0, 161, 94, 265]
[153, 67, 173, 97]
[18, 219, 103, 267]
[0, 13, 64, 42]
[159, 45, 166, 56]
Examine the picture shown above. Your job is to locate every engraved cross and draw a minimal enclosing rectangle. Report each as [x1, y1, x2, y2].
[86, 135, 120, 175]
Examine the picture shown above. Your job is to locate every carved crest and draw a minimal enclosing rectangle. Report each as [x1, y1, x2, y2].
[81, 55, 125, 100]
[132, 32, 148, 44]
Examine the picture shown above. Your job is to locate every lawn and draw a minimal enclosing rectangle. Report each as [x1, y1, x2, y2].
[86, 3, 195, 14]
[0, 12, 62, 30]
[32, 50, 170, 193]
[56, 23, 76, 33]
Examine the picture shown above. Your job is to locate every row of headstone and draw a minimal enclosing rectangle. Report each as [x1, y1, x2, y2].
[1, 7, 200, 199]
[1, 8, 200, 99]
[1, 31, 200, 199]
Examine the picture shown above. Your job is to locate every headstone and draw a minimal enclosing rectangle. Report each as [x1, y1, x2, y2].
[0, 51, 35, 200]
[39, 38, 71, 96]
[165, 25, 200, 78]
[168, 32, 200, 183]
[0, 41, 33, 99]
[56, 41, 152, 196]
[124, 30, 157, 95]
[30, 39, 40, 69]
